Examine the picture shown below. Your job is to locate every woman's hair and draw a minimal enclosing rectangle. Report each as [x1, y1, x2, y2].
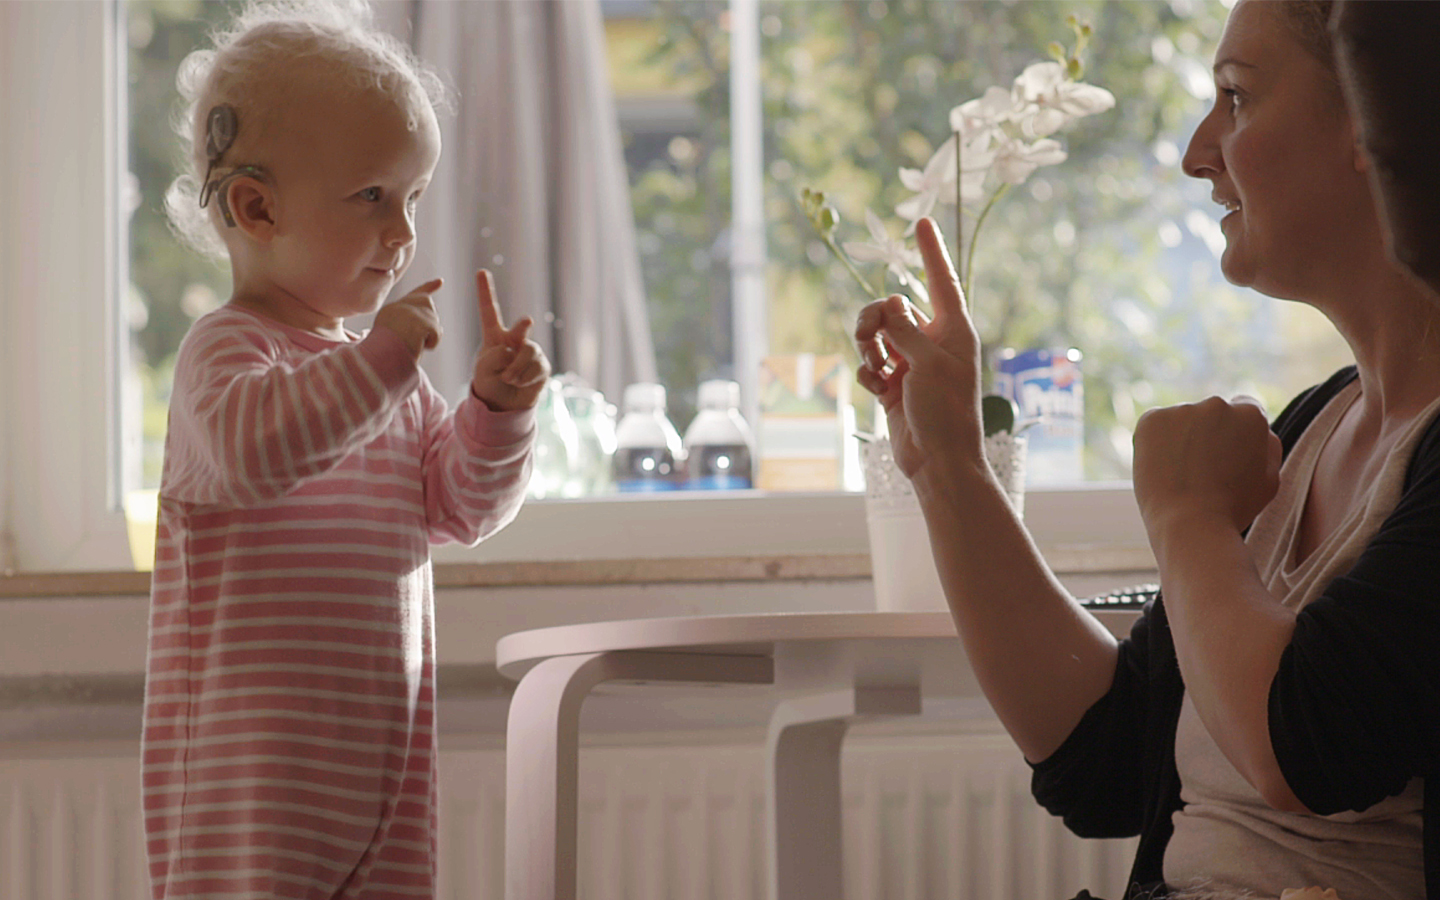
[1331, 0, 1440, 291]
[1278, 0, 1339, 82]
[163, 0, 448, 260]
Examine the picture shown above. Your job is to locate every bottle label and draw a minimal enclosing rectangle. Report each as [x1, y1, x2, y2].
[616, 480, 678, 493]
[685, 443, 753, 490]
[687, 474, 752, 490]
[613, 446, 679, 492]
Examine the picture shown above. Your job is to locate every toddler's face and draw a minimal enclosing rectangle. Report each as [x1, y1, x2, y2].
[262, 85, 442, 326]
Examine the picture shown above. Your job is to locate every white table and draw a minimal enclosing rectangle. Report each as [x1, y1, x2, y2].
[496, 609, 1138, 900]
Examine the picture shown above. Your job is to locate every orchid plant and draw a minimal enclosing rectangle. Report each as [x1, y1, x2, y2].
[803, 16, 1114, 435]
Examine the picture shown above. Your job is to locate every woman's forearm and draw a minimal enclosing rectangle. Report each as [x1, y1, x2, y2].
[912, 453, 1120, 763]
[1147, 507, 1305, 811]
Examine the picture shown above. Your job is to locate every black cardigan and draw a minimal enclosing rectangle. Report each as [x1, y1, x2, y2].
[1031, 367, 1440, 900]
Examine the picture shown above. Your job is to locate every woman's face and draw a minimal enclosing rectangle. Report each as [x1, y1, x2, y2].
[1182, 0, 1364, 300]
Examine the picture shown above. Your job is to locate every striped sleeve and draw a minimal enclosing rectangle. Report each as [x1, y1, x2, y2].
[165, 315, 420, 507]
[417, 380, 535, 546]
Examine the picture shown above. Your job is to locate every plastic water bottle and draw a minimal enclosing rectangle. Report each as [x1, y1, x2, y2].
[612, 383, 684, 492]
[558, 375, 617, 495]
[683, 379, 754, 490]
[526, 377, 581, 499]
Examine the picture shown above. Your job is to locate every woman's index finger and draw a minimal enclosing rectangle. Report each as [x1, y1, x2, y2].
[915, 217, 966, 320]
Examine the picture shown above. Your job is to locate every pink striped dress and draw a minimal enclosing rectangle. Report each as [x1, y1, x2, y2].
[142, 305, 534, 899]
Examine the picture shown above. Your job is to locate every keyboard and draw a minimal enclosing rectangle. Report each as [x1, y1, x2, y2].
[1080, 583, 1159, 610]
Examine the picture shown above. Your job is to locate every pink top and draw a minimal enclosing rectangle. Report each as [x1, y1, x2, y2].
[142, 305, 534, 899]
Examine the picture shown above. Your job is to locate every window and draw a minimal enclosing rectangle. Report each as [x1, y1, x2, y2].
[0, 0, 1353, 572]
[0, 0, 134, 572]
[124, 1, 236, 494]
[603, 0, 1352, 485]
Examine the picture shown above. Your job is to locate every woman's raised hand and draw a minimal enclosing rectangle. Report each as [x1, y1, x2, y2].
[1132, 395, 1282, 540]
[854, 217, 984, 479]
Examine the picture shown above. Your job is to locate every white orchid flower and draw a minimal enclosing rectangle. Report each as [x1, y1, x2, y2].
[957, 132, 998, 193]
[949, 86, 1014, 141]
[844, 209, 928, 302]
[959, 129, 999, 169]
[844, 209, 932, 304]
[897, 132, 998, 232]
[1011, 61, 1117, 138]
[895, 135, 957, 227]
[803, 27, 1114, 315]
[958, 165, 990, 204]
[989, 134, 1067, 185]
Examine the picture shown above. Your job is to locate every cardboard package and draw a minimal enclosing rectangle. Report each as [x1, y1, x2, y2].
[756, 353, 859, 491]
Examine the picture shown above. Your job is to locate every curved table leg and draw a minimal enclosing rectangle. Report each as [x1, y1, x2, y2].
[765, 686, 921, 900]
[505, 650, 772, 900]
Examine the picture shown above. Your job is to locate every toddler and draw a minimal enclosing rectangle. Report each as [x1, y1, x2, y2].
[141, 1, 548, 897]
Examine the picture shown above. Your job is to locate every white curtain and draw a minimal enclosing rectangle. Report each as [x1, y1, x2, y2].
[378, 0, 657, 405]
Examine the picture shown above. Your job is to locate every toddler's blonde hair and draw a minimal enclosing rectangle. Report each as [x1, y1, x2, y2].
[163, 0, 448, 260]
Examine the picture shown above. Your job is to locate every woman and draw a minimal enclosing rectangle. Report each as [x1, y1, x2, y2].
[854, 1, 1440, 898]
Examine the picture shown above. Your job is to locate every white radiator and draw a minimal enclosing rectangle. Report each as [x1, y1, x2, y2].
[0, 755, 152, 900]
[0, 734, 1137, 900]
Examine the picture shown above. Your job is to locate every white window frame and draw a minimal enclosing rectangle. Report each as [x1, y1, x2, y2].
[0, 0, 133, 572]
[0, 0, 1149, 575]
[729, 0, 767, 431]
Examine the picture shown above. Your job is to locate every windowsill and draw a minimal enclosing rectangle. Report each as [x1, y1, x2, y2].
[2, 484, 1157, 596]
[0, 555, 874, 599]
[0, 545, 1157, 600]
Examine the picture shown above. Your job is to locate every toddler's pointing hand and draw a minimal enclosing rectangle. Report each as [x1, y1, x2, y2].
[469, 269, 550, 412]
[375, 278, 444, 361]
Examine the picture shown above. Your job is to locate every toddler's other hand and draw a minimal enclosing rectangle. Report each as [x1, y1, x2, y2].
[374, 279, 443, 361]
[470, 269, 550, 412]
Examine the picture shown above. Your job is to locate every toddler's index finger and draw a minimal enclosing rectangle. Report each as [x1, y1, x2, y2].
[475, 269, 506, 343]
[399, 278, 443, 304]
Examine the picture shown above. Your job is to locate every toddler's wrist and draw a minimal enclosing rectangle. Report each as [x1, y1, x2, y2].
[469, 380, 494, 410]
[359, 324, 421, 382]
[469, 380, 526, 413]
[370, 322, 423, 361]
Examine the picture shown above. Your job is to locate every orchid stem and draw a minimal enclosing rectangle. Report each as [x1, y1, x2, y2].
[962, 183, 1009, 302]
[821, 233, 883, 298]
[954, 131, 964, 284]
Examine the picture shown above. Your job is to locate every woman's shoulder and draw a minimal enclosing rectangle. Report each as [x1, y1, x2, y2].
[1404, 393, 1440, 489]
[1271, 366, 1360, 453]
[1269, 366, 1440, 476]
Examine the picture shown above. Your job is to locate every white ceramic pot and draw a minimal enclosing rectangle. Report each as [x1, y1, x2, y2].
[861, 433, 1027, 612]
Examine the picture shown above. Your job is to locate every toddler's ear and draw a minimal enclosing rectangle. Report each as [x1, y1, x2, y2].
[228, 178, 276, 241]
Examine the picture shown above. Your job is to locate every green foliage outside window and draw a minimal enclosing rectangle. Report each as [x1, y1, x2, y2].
[620, 0, 1351, 478]
[127, 0, 238, 487]
[125, 0, 1353, 489]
